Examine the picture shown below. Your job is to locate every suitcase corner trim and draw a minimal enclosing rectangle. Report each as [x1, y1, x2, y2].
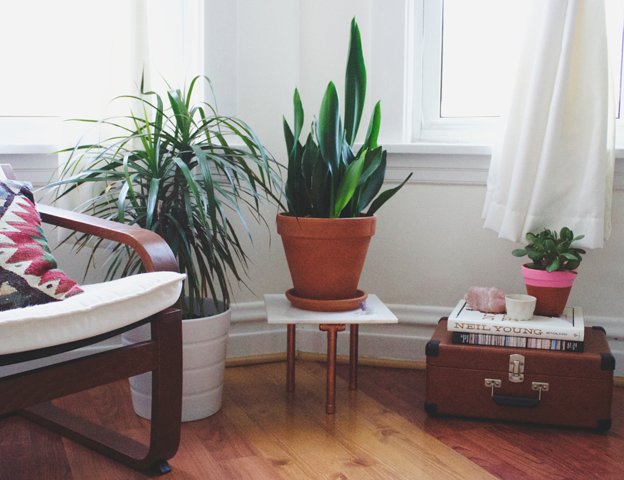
[426, 339, 441, 357]
[424, 402, 438, 416]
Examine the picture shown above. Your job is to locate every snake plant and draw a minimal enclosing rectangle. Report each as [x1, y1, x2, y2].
[283, 18, 412, 218]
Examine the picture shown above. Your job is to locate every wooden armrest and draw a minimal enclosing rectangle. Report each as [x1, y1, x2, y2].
[37, 204, 178, 273]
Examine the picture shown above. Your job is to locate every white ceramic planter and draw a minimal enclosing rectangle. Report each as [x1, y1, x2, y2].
[122, 304, 231, 422]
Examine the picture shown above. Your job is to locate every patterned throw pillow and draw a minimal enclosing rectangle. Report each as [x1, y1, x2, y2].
[0, 180, 82, 311]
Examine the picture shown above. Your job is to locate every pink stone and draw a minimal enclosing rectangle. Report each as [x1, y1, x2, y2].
[464, 287, 506, 313]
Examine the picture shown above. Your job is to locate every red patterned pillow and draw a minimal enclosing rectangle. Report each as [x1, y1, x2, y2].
[0, 180, 82, 310]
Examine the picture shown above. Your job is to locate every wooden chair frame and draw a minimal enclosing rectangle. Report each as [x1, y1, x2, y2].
[0, 168, 183, 474]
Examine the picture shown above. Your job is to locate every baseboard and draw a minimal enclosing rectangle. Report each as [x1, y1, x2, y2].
[227, 301, 624, 377]
[4, 301, 621, 379]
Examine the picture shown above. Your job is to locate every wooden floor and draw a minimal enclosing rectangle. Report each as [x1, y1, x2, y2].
[1, 361, 624, 479]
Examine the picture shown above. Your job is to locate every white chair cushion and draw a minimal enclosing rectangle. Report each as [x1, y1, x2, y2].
[0, 271, 185, 355]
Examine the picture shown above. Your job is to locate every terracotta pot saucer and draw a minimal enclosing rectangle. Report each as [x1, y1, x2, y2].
[285, 289, 368, 312]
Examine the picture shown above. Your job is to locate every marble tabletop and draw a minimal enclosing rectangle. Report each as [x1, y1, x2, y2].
[264, 294, 398, 324]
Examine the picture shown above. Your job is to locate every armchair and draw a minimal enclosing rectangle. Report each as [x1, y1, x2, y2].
[0, 165, 185, 474]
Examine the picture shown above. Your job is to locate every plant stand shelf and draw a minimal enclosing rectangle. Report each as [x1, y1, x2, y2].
[264, 294, 397, 414]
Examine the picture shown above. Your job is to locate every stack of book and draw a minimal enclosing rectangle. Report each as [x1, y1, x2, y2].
[447, 299, 585, 352]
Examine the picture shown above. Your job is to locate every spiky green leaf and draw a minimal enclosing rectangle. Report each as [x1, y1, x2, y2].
[344, 18, 366, 146]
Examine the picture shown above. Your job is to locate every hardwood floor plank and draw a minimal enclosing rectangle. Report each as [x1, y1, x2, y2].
[225, 370, 383, 479]
[0, 417, 72, 480]
[347, 364, 624, 480]
[223, 401, 319, 479]
[277, 361, 495, 480]
[2, 362, 624, 479]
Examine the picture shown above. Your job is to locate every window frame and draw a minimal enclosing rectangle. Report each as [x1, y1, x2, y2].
[411, 0, 624, 148]
[414, 0, 499, 144]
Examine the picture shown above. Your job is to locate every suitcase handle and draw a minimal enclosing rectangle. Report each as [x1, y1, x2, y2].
[485, 379, 549, 408]
[492, 394, 539, 408]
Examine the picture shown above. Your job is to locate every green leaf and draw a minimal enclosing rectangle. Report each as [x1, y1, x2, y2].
[293, 89, 304, 145]
[333, 149, 367, 217]
[557, 240, 571, 252]
[366, 172, 413, 215]
[357, 151, 386, 212]
[311, 158, 331, 217]
[283, 117, 302, 214]
[560, 227, 573, 241]
[544, 239, 556, 253]
[566, 259, 580, 270]
[362, 101, 381, 150]
[300, 134, 321, 213]
[283, 117, 295, 158]
[511, 249, 527, 257]
[344, 18, 367, 146]
[358, 146, 383, 186]
[145, 177, 160, 228]
[547, 257, 560, 272]
[317, 82, 341, 174]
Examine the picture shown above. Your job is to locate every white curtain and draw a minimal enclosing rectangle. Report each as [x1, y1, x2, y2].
[482, 0, 615, 249]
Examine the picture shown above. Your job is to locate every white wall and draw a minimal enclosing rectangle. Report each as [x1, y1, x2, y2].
[202, 0, 624, 372]
[210, 0, 624, 317]
[4, 0, 623, 375]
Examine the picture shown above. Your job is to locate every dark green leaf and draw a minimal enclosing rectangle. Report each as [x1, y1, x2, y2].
[333, 149, 366, 217]
[362, 101, 381, 150]
[547, 257, 560, 272]
[560, 227, 573, 241]
[311, 158, 331, 217]
[344, 18, 366, 146]
[293, 89, 304, 145]
[366, 172, 413, 215]
[357, 151, 386, 212]
[317, 81, 341, 175]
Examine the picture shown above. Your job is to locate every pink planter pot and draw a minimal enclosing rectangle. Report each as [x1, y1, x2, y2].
[520, 265, 577, 317]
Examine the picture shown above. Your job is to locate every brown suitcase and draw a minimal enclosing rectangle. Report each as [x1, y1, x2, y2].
[425, 318, 614, 431]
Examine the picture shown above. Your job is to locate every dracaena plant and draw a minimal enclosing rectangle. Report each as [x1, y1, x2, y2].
[512, 227, 586, 272]
[51, 76, 283, 319]
[283, 18, 412, 218]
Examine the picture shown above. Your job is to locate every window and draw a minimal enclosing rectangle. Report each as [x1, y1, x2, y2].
[414, 0, 624, 145]
[439, 0, 529, 119]
[0, 0, 203, 148]
[0, 1, 139, 119]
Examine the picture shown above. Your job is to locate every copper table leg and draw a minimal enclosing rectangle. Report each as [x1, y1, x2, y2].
[287, 324, 296, 392]
[319, 324, 346, 414]
[349, 324, 359, 390]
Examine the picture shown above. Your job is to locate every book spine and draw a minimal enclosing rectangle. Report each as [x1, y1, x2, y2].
[447, 318, 582, 341]
[452, 332, 584, 352]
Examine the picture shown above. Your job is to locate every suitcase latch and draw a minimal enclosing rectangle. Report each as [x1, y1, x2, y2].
[508, 354, 525, 383]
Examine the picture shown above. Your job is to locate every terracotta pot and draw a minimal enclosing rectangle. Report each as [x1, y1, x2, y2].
[276, 213, 376, 300]
[521, 265, 577, 317]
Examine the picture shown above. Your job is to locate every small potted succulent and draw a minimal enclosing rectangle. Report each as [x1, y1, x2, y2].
[278, 18, 412, 311]
[512, 227, 586, 316]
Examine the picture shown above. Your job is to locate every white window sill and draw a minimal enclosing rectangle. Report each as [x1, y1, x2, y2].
[0, 144, 58, 155]
[387, 142, 624, 158]
[385, 143, 491, 156]
[384, 142, 624, 189]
